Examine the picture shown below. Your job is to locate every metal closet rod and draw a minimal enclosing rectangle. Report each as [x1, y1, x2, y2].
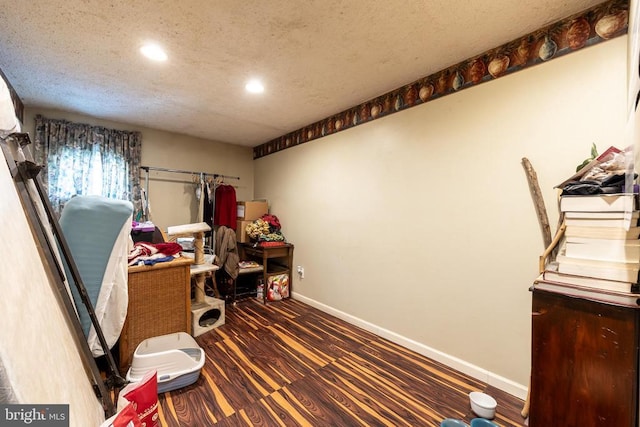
[140, 165, 240, 180]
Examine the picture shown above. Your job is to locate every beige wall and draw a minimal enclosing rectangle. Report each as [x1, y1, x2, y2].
[253, 36, 629, 396]
[22, 109, 255, 232]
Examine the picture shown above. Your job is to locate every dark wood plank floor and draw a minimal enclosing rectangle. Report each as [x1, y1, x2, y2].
[157, 298, 527, 426]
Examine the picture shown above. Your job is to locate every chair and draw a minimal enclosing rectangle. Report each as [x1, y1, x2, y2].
[59, 195, 133, 356]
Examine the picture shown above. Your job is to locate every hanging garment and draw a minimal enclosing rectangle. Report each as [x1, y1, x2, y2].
[214, 225, 239, 280]
[214, 184, 237, 229]
[203, 181, 214, 237]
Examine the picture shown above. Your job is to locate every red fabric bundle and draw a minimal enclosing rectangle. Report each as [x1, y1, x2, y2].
[127, 241, 184, 266]
[260, 214, 281, 231]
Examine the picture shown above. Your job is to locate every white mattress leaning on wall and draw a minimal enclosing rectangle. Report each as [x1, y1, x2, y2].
[0, 76, 106, 425]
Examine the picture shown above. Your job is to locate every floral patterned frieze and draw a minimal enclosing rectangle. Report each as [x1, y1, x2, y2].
[254, 0, 628, 159]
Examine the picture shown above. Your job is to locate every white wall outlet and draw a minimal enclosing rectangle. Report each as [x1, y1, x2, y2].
[296, 265, 304, 279]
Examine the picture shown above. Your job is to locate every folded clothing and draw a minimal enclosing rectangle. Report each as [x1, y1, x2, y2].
[239, 260, 261, 269]
[128, 241, 183, 266]
[131, 220, 156, 232]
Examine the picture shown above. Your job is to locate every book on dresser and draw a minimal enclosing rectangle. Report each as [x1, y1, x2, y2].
[564, 210, 640, 227]
[542, 267, 640, 294]
[556, 251, 640, 283]
[563, 237, 640, 262]
[560, 193, 637, 213]
[559, 193, 640, 262]
[542, 191, 640, 295]
[564, 225, 640, 240]
[533, 276, 640, 307]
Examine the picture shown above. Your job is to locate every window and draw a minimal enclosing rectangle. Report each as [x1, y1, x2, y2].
[33, 115, 141, 217]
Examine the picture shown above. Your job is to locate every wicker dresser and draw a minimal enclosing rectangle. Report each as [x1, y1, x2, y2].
[119, 257, 193, 375]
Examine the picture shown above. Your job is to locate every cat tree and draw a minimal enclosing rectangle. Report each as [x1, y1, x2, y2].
[167, 222, 224, 336]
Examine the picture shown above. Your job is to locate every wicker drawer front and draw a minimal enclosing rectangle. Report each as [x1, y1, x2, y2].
[119, 259, 191, 374]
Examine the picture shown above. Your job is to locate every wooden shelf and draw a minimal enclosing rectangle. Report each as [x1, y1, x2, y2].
[190, 263, 219, 275]
[239, 243, 294, 303]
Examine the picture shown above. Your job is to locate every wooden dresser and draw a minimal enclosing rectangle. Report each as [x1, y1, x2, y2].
[530, 288, 640, 426]
[119, 257, 193, 375]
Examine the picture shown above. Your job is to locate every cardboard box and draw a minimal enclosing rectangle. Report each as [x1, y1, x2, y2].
[237, 201, 268, 221]
[236, 220, 253, 243]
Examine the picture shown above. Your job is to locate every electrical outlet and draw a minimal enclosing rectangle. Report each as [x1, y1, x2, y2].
[297, 265, 304, 279]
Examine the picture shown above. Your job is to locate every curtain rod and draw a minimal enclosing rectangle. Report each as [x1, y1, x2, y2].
[140, 165, 240, 180]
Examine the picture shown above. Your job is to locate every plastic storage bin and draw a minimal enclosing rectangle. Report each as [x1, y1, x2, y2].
[126, 331, 205, 393]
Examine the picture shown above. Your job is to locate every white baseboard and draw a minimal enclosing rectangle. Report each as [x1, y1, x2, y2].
[292, 292, 528, 400]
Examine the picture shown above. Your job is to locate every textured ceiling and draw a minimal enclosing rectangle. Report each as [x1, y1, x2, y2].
[0, 0, 605, 147]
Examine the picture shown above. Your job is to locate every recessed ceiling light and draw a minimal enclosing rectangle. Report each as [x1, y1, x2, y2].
[245, 79, 264, 94]
[140, 43, 167, 61]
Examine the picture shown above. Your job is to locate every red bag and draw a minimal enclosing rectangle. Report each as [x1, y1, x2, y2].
[112, 402, 142, 427]
[100, 402, 142, 427]
[118, 370, 159, 427]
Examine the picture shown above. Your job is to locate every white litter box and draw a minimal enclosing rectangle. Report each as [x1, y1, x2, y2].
[126, 332, 205, 393]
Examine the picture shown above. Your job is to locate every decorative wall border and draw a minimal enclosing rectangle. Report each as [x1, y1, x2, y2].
[254, 0, 628, 159]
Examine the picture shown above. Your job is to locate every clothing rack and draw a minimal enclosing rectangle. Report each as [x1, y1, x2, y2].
[141, 165, 239, 185]
[140, 165, 240, 250]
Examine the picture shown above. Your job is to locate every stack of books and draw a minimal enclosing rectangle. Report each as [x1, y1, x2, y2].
[537, 193, 640, 305]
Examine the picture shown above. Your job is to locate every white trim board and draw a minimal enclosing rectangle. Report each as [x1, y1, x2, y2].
[292, 292, 528, 400]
